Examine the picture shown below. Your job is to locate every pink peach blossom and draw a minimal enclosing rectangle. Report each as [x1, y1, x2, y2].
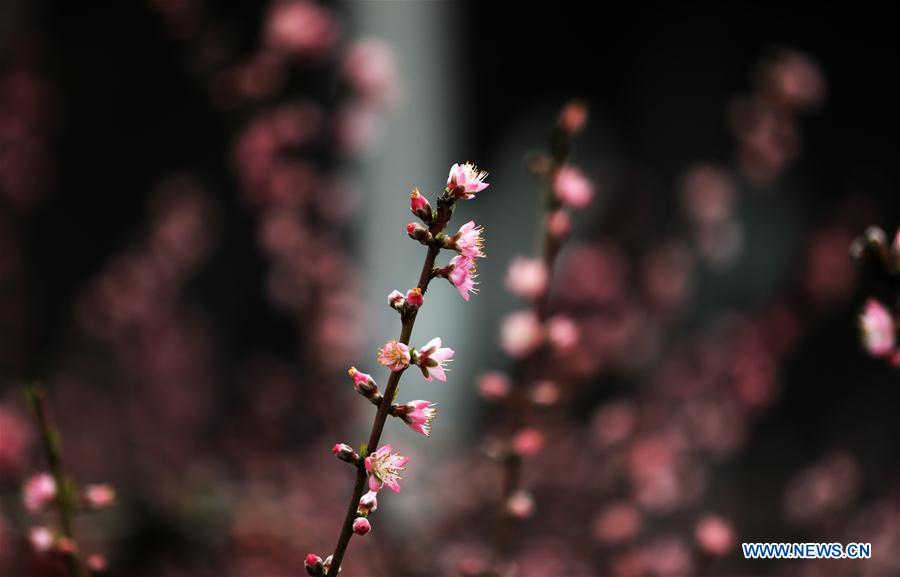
[265, 0, 339, 58]
[554, 165, 593, 208]
[84, 483, 115, 509]
[347, 366, 378, 396]
[405, 287, 424, 309]
[512, 428, 545, 456]
[547, 315, 579, 351]
[476, 372, 512, 400]
[396, 400, 437, 436]
[364, 444, 408, 493]
[446, 255, 478, 301]
[505, 256, 548, 300]
[413, 337, 455, 382]
[28, 526, 53, 552]
[378, 340, 411, 372]
[695, 514, 735, 556]
[409, 187, 432, 221]
[447, 162, 489, 199]
[449, 221, 485, 258]
[506, 489, 535, 519]
[859, 298, 895, 357]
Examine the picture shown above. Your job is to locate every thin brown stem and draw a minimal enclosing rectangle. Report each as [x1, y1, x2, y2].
[327, 243, 442, 574]
[24, 384, 87, 577]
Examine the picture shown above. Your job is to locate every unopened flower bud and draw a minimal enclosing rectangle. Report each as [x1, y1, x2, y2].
[322, 555, 338, 575]
[352, 517, 371, 535]
[332, 443, 359, 464]
[348, 367, 380, 400]
[559, 100, 588, 136]
[406, 222, 432, 244]
[404, 288, 424, 311]
[357, 490, 378, 515]
[305, 553, 324, 576]
[387, 290, 405, 311]
[410, 187, 433, 223]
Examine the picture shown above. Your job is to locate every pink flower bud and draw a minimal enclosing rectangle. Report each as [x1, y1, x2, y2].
[476, 372, 511, 401]
[332, 443, 359, 463]
[348, 367, 380, 400]
[405, 288, 424, 310]
[357, 490, 378, 515]
[410, 188, 433, 223]
[554, 165, 594, 208]
[406, 222, 432, 244]
[352, 516, 371, 535]
[512, 428, 545, 456]
[23, 473, 57, 513]
[84, 484, 115, 509]
[28, 526, 54, 553]
[547, 209, 571, 240]
[559, 100, 588, 136]
[506, 489, 535, 519]
[505, 257, 548, 300]
[305, 553, 324, 576]
[387, 290, 405, 311]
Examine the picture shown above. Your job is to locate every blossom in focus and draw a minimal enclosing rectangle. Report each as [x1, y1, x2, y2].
[23, 473, 56, 513]
[364, 444, 408, 493]
[554, 165, 593, 208]
[448, 221, 485, 258]
[859, 298, 895, 357]
[409, 187, 432, 222]
[506, 256, 548, 300]
[447, 162, 489, 199]
[396, 400, 437, 436]
[405, 287, 424, 310]
[413, 337, 455, 382]
[500, 310, 544, 358]
[387, 289, 405, 309]
[446, 255, 478, 301]
[305, 553, 324, 576]
[352, 517, 371, 535]
[378, 340, 411, 372]
[348, 366, 379, 397]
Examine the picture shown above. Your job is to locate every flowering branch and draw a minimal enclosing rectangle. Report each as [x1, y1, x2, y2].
[306, 163, 489, 576]
[482, 101, 592, 573]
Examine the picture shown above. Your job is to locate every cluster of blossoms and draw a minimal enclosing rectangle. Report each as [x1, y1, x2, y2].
[305, 163, 488, 576]
[852, 226, 900, 366]
[21, 386, 115, 575]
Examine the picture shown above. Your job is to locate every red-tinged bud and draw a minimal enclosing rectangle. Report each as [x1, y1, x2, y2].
[410, 187, 433, 223]
[559, 100, 588, 136]
[348, 367, 380, 401]
[332, 443, 359, 464]
[322, 555, 338, 575]
[305, 553, 324, 576]
[407, 222, 432, 244]
[405, 288, 424, 311]
[352, 517, 371, 535]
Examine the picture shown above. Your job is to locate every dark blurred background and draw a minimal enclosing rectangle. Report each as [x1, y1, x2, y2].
[2, 1, 899, 576]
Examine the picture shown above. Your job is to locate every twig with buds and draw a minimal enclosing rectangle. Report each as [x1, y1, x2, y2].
[305, 163, 489, 576]
[481, 101, 592, 575]
[23, 384, 115, 576]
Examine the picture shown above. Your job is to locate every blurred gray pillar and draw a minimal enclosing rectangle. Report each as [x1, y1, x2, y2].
[349, 0, 476, 450]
